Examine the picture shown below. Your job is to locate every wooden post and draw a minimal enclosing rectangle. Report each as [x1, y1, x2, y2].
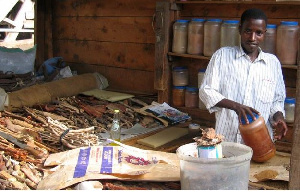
[154, 1, 173, 103]
[289, 64, 300, 189]
[35, 0, 45, 70]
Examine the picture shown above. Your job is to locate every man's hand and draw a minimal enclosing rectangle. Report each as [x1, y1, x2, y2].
[216, 99, 260, 124]
[272, 111, 288, 140]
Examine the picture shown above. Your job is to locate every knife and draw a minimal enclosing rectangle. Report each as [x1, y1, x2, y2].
[0, 131, 47, 159]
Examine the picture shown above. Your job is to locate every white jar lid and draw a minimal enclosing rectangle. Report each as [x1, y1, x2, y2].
[189, 123, 200, 130]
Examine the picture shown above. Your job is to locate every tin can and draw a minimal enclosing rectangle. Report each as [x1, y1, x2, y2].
[197, 143, 222, 158]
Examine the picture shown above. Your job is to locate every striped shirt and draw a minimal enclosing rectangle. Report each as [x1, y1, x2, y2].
[199, 46, 286, 143]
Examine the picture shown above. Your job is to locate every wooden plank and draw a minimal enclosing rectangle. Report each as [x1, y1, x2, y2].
[289, 64, 300, 189]
[52, 17, 155, 44]
[69, 62, 156, 94]
[44, 0, 53, 59]
[154, 0, 173, 103]
[52, 0, 157, 17]
[180, 4, 300, 19]
[35, 0, 46, 69]
[53, 40, 155, 71]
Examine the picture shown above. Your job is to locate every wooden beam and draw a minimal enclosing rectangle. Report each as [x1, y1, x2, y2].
[154, 1, 173, 103]
[289, 64, 300, 189]
[44, 0, 53, 59]
[35, 0, 45, 69]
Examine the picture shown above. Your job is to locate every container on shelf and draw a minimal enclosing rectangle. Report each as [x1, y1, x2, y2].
[176, 142, 252, 190]
[185, 86, 199, 108]
[172, 86, 186, 107]
[198, 69, 206, 110]
[276, 21, 299, 65]
[187, 18, 205, 55]
[172, 19, 189, 54]
[220, 20, 240, 47]
[172, 66, 189, 86]
[204, 18, 222, 57]
[284, 97, 296, 124]
[239, 113, 276, 163]
[188, 123, 201, 135]
[260, 24, 277, 54]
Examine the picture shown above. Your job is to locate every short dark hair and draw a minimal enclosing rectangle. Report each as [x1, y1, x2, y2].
[240, 8, 268, 26]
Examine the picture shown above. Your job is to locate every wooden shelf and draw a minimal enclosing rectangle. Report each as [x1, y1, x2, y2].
[175, 1, 300, 5]
[168, 52, 210, 60]
[168, 52, 298, 69]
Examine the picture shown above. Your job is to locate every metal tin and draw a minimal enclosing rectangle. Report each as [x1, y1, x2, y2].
[197, 143, 222, 158]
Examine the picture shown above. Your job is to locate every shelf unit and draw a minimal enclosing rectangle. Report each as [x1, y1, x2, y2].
[155, 1, 300, 188]
[155, 0, 299, 126]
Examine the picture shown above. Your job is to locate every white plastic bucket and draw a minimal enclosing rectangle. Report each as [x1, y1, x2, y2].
[176, 142, 253, 190]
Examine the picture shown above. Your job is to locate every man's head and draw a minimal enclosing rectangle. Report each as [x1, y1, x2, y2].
[239, 8, 267, 56]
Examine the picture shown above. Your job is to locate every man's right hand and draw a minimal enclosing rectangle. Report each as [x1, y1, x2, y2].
[216, 98, 260, 124]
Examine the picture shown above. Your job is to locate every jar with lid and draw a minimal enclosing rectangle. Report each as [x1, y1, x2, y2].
[204, 18, 222, 57]
[239, 113, 276, 162]
[220, 20, 240, 47]
[284, 97, 296, 124]
[260, 24, 277, 54]
[172, 86, 186, 107]
[185, 87, 199, 108]
[198, 69, 206, 110]
[172, 19, 189, 54]
[187, 18, 205, 55]
[276, 21, 299, 65]
[172, 66, 188, 86]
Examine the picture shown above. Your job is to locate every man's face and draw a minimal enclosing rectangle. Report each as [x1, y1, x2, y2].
[239, 18, 266, 54]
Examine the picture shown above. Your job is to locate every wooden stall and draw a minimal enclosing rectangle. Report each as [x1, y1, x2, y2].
[33, 0, 300, 190]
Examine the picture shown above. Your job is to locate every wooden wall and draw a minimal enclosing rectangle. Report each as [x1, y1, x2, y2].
[36, 0, 168, 95]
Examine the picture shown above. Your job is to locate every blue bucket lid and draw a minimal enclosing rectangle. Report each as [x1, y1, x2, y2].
[285, 97, 296, 104]
[267, 24, 277, 28]
[173, 66, 187, 71]
[173, 86, 186, 90]
[176, 19, 189, 23]
[241, 113, 259, 125]
[206, 18, 222, 23]
[191, 18, 205, 22]
[280, 21, 298, 26]
[223, 20, 239, 24]
[186, 87, 198, 92]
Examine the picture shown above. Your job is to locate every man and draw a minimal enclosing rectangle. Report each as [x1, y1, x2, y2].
[199, 8, 288, 143]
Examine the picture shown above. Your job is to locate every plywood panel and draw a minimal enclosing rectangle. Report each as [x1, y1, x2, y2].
[53, 0, 156, 17]
[53, 40, 155, 71]
[69, 62, 155, 94]
[53, 17, 155, 43]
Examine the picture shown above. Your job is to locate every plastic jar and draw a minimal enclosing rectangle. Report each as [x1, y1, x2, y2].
[172, 86, 186, 107]
[198, 69, 206, 110]
[172, 66, 188, 86]
[220, 20, 240, 47]
[172, 19, 189, 54]
[185, 87, 199, 108]
[204, 18, 222, 57]
[260, 24, 277, 54]
[284, 97, 296, 124]
[276, 21, 299, 65]
[188, 123, 201, 135]
[187, 18, 205, 55]
[239, 113, 276, 162]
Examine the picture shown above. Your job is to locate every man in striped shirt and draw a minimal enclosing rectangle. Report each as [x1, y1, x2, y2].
[199, 8, 288, 143]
